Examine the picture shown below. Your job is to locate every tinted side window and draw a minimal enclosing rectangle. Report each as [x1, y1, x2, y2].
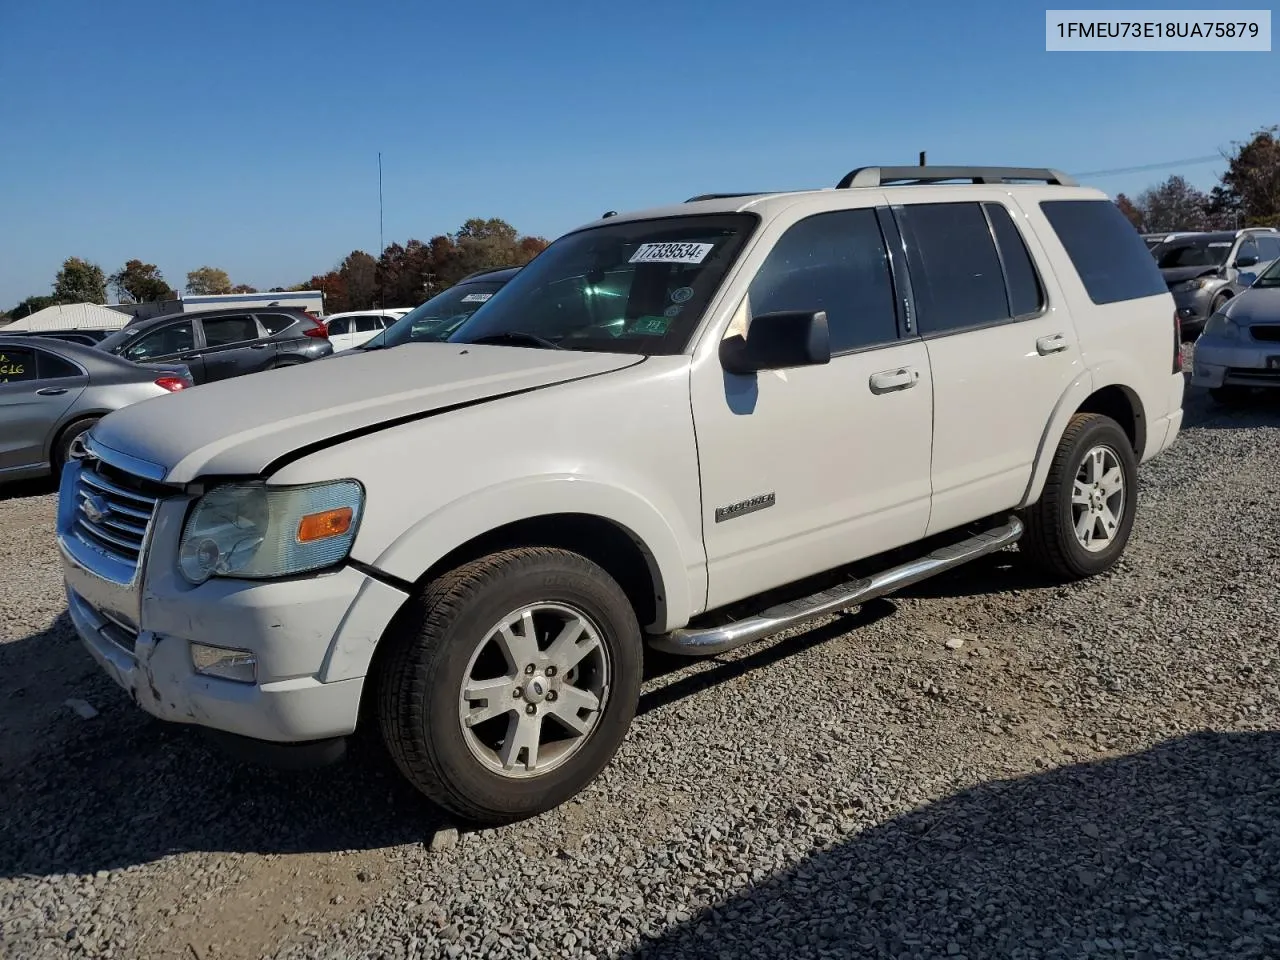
[1257, 236, 1280, 259]
[984, 203, 1046, 317]
[896, 202, 1009, 335]
[0, 347, 36, 384]
[37, 352, 82, 379]
[747, 209, 898, 353]
[327, 317, 351, 335]
[1039, 200, 1167, 305]
[260, 313, 299, 335]
[354, 316, 383, 333]
[202, 315, 259, 347]
[122, 322, 195, 361]
[1237, 240, 1260, 263]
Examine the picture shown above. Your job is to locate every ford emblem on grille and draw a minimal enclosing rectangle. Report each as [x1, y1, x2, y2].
[80, 492, 111, 523]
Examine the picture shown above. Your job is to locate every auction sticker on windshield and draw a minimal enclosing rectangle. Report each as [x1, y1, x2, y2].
[461, 293, 493, 303]
[629, 242, 715, 265]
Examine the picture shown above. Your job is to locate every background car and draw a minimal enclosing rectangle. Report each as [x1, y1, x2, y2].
[321, 309, 412, 352]
[1190, 256, 1280, 405]
[342, 267, 520, 354]
[0, 329, 115, 347]
[0, 335, 191, 484]
[1151, 227, 1280, 337]
[95, 307, 332, 384]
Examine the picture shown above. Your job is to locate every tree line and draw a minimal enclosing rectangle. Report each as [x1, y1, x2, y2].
[3, 217, 548, 320]
[1114, 126, 1280, 233]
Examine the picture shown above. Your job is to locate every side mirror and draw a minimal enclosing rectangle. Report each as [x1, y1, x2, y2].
[720, 310, 831, 375]
[1235, 255, 1260, 269]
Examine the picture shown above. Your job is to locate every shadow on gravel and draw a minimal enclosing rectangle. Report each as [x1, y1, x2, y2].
[622, 730, 1280, 959]
[0, 476, 56, 502]
[1180, 386, 1280, 431]
[0, 613, 445, 879]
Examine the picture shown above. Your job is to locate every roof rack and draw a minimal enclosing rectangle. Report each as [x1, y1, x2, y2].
[837, 166, 1078, 189]
[684, 192, 775, 203]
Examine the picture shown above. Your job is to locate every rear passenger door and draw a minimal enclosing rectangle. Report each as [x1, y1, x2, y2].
[892, 199, 1078, 535]
[195, 314, 272, 381]
[349, 315, 387, 348]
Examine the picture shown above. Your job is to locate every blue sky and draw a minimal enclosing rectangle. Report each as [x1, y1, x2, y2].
[0, 0, 1273, 307]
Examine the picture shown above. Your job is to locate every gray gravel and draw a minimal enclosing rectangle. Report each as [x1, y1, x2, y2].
[2, 371, 1278, 960]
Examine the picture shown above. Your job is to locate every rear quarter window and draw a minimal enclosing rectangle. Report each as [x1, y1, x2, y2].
[1039, 199, 1167, 305]
[259, 313, 299, 335]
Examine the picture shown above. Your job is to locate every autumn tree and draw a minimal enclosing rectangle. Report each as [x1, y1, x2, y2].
[110, 259, 172, 303]
[306, 271, 347, 314]
[186, 266, 233, 295]
[338, 251, 378, 309]
[1114, 193, 1145, 231]
[1216, 126, 1280, 228]
[231, 283, 258, 294]
[1136, 176, 1211, 233]
[53, 257, 107, 304]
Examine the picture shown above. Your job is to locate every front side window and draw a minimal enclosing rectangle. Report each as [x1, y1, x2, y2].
[201, 315, 259, 347]
[0, 347, 35, 384]
[327, 317, 352, 336]
[896, 202, 1010, 335]
[746, 209, 898, 353]
[449, 214, 758, 354]
[1236, 240, 1261, 264]
[1252, 258, 1280, 288]
[116, 322, 195, 361]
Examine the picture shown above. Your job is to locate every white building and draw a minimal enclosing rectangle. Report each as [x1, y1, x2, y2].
[3, 302, 131, 331]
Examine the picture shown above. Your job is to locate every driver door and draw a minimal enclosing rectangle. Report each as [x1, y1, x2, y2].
[691, 204, 934, 610]
[118, 320, 204, 382]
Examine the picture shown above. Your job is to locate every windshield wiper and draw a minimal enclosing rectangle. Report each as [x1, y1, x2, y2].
[466, 331, 565, 350]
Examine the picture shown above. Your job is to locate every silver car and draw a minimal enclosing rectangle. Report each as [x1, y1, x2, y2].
[0, 335, 192, 484]
[1152, 228, 1280, 338]
[1190, 258, 1280, 404]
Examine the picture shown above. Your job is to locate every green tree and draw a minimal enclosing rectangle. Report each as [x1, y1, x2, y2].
[1216, 126, 1280, 228]
[186, 266, 233, 295]
[231, 283, 259, 294]
[1136, 175, 1211, 233]
[338, 250, 378, 309]
[9, 295, 56, 319]
[52, 257, 107, 304]
[109, 259, 172, 303]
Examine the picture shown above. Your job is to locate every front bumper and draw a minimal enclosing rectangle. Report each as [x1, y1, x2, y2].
[1190, 338, 1280, 389]
[1171, 286, 1217, 327]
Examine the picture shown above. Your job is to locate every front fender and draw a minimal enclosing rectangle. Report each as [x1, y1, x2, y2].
[364, 474, 702, 634]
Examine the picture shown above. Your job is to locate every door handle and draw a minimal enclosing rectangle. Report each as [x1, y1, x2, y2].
[869, 367, 919, 394]
[179, 354, 199, 360]
[1036, 334, 1069, 355]
[250, 344, 269, 350]
[35, 387, 67, 396]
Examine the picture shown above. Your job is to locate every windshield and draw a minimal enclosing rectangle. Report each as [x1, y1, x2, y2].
[1154, 238, 1233, 269]
[360, 279, 511, 349]
[97, 326, 145, 352]
[1253, 258, 1280, 288]
[447, 214, 759, 355]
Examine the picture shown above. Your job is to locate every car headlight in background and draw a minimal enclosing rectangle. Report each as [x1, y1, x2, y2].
[1182, 278, 1212, 291]
[1201, 312, 1241, 341]
[178, 480, 364, 584]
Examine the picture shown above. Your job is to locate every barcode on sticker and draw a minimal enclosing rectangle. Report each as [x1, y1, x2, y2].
[629, 242, 714, 265]
[460, 293, 493, 303]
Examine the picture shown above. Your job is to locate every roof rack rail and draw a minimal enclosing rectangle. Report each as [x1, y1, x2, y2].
[837, 166, 1078, 189]
[684, 192, 774, 203]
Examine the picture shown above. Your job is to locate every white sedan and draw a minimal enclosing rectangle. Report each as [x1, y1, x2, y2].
[1191, 258, 1280, 404]
[322, 309, 412, 352]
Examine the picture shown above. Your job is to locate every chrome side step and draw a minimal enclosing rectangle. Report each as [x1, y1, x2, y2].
[650, 516, 1024, 657]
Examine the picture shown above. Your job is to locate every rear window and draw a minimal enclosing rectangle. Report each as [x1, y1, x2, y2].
[259, 313, 299, 335]
[1039, 200, 1167, 305]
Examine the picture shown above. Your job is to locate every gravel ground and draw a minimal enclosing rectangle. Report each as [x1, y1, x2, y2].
[2, 368, 1278, 960]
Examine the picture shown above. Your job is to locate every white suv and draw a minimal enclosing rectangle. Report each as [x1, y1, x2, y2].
[58, 166, 1184, 824]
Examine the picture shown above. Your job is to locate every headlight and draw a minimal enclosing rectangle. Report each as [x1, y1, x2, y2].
[178, 480, 363, 584]
[1183, 278, 1211, 291]
[1202, 312, 1241, 341]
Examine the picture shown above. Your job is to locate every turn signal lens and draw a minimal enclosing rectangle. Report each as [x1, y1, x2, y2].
[296, 506, 353, 543]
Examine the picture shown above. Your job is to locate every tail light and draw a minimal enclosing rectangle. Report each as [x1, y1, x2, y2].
[1173, 309, 1183, 373]
[155, 376, 189, 392]
[303, 321, 329, 339]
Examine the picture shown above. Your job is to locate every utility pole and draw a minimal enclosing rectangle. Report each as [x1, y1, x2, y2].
[919, 151, 927, 166]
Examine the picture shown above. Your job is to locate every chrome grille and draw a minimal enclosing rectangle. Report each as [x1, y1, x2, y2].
[72, 460, 163, 570]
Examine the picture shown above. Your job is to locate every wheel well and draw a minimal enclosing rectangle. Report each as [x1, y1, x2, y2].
[48, 414, 103, 466]
[1077, 385, 1144, 456]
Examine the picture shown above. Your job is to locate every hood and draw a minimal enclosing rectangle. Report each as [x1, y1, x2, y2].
[1160, 265, 1222, 285]
[1223, 286, 1280, 324]
[93, 344, 643, 483]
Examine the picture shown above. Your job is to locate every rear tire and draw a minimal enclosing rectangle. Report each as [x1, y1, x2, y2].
[377, 547, 643, 825]
[1018, 413, 1138, 582]
[1210, 385, 1252, 407]
[52, 417, 98, 475]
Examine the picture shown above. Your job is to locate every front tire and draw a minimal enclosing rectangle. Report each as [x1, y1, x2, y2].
[1019, 413, 1138, 581]
[377, 547, 643, 825]
[52, 417, 98, 475]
